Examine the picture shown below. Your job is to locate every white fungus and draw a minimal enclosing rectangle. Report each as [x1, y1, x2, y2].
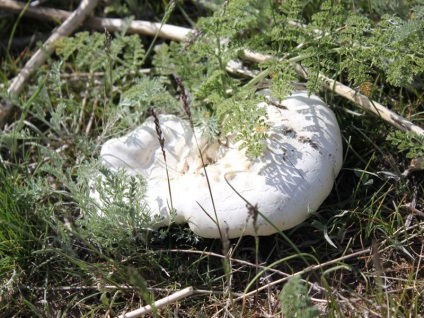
[92, 90, 343, 238]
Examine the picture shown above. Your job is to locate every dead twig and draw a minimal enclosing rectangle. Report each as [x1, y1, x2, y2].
[0, 0, 191, 41]
[241, 50, 424, 137]
[118, 286, 194, 318]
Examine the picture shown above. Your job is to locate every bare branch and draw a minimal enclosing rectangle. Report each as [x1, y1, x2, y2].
[0, 0, 100, 126]
[0, 0, 191, 41]
[118, 286, 194, 318]
[6, 0, 100, 97]
[242, 50, 424, 137]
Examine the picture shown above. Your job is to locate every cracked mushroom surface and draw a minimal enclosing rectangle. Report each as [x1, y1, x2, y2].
[92, 90, 343, 238]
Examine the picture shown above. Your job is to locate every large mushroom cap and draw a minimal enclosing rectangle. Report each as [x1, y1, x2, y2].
[93, 90, 343, 238]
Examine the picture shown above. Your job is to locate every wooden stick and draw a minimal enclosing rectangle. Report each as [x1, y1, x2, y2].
[0, 0, 191, 41]
[0, 0, 100, 126]
[6, 0, 100, 97]
[294, 63, 424, 136]
[242, 50, 424, 136]
[118, 286, 194, 318]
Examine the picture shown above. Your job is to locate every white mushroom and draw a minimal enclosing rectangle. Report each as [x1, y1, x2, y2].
[92, 90, 343, 238]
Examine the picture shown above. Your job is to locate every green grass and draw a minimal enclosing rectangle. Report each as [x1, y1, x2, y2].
[1, 0, 423, 317]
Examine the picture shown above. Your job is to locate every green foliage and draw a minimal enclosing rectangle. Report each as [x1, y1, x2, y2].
[387, 130, 424, 159]
[56, 31, 145, 86]
[78, 167, 164, 251]
[118, 77, 177, 110]
[339, 12, 423, 87]
[156, 0, 424, 156]
[0, 165, 42, 263]
[280, 275, 320, 318]
[117, 76, 180, 128]
[56, 31, 105, 73]
[217, 89, 268, 157]
[260, 59, 300, 100]
[53, 31, 184, 135]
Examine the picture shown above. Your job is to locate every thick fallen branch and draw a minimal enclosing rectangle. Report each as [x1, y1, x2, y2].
[0, 0, 100, 126]
[297, 64, 424, 136]
[5, 0, 100, 96]
[242, 50, 424, 137]
[0, 0, 192, 41]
